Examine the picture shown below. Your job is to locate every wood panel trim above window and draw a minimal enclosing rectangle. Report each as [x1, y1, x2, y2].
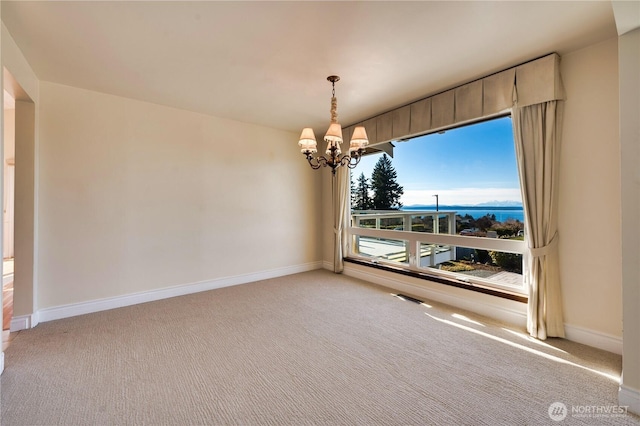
[392, 105, 411, 139]
[455, 80, 483, 123]
[344, 53, 564, 146]
[409, 98, 431, 135]
[431, 89, 456, 129]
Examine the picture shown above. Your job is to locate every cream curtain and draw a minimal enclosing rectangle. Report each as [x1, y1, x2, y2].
[513, 101, 565, 339]
[333, 166, 350, 273]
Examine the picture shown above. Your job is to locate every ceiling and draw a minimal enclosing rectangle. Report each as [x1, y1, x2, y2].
[1, 1, 617, 134]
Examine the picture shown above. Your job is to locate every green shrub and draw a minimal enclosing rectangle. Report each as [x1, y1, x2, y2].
[475, 249, 492, 264]
[489, 251, 523, 273]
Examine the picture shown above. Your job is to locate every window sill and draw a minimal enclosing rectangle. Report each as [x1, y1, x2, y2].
[344, 257, 528, 303]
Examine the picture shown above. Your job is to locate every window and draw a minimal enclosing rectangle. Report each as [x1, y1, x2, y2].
[349, 116, 526, 295]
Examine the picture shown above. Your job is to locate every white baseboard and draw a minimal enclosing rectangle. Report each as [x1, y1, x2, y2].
[0, 351, 4, 375]
[343, 263, 527, 328]
[619, 385, 640, 416]
[36, 261, 323, 324]
[564, 323, 623, 355]
[10, 314, 37, 332]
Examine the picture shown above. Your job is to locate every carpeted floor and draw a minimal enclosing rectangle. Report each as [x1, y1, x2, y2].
[1, 270, 638, 425]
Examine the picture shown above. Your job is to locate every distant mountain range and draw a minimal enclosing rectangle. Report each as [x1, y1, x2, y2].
[406, 200, 522, 208]
[474, 200, 523, 207]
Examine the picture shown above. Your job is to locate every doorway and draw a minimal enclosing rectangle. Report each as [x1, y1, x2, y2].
[3, 90, 15, 332]
[1, 68, 36, 341]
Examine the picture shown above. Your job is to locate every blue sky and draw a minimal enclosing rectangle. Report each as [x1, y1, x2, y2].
[352, 116, 522, 206]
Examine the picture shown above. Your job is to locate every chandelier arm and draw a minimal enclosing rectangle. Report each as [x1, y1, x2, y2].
[304, 152, 327, 170]
[337, 149, 364, 170]
[352, 150, 364, 166]
[316, 155, 329, 168]
[347, 156, 361, 169]
[338, 154, 352, 169]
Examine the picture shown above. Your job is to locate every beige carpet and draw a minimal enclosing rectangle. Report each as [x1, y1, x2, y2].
[1, 270, 638, 425]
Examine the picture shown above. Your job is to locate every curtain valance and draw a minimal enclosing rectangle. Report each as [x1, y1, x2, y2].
[345, 53, 564, 146]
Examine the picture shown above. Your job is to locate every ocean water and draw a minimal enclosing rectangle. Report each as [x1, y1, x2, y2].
[403, 205, 524, 222]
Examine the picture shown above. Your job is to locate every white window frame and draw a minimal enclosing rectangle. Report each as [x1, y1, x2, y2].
[347, 115, 527, 296]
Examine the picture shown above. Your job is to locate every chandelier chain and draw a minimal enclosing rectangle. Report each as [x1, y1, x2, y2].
[330, 79, 338, 124]
[330, 96, 338, 124]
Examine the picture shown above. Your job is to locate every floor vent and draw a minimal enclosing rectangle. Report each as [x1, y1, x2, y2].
[394, 294, 424, 304]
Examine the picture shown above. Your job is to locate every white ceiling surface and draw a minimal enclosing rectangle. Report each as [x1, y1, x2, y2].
[1, 1, 617, 134]
[612, 0, 640, 35]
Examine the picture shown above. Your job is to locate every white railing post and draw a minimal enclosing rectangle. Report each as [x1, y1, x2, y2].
[449, 212, 455, 235]
[449, 212, 456, 261]
[408, 239, 418, 269]
[403, 213, 411, 263]
[355, 215, 360, 256]
[429, 243, 436, 266]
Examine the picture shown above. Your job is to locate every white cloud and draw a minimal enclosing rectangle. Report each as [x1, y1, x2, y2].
[402, 188, 522, 206]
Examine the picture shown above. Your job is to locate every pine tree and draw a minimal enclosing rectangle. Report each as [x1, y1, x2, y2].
[371, 154, 404, 210]
[352, 172, 372, 210]
[350, 173, 359, 210]
[350, 176, 357, 209]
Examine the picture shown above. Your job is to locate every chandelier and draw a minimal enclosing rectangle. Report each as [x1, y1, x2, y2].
[298, 76, 369, 175]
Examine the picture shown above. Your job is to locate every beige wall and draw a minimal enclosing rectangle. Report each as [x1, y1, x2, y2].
[619, 26, 640, 409]
[37, 81, 322, 309]
[559, 37, 622, 337]
[331, 37, 625, 349]
[13, 100, 35, 316]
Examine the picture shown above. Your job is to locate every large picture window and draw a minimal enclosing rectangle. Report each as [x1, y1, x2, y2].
[349, 116, 526, 295]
